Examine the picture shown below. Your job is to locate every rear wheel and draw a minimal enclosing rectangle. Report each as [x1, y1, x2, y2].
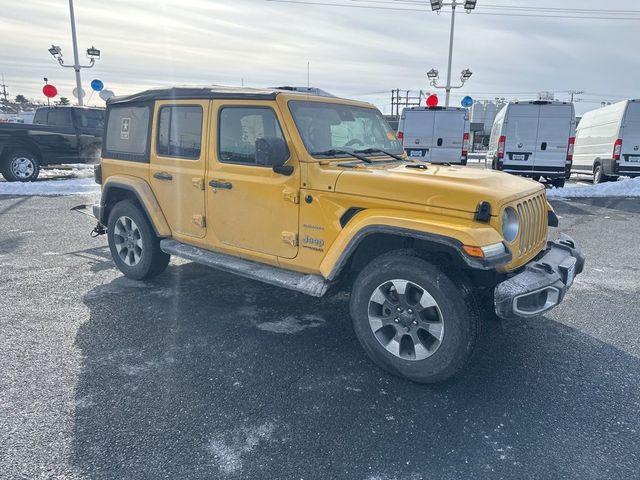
[593, 163, 610, 184]
[107, 200, 170, 280]
[1, 150, 40, 182]
[550, 178, 565, 188]
[350, 252, 479, 383]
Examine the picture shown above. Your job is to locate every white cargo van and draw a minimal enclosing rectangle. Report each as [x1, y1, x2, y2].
[397, 107, 470, 165]
[573, 99, 640, 183]
[487, 101, 576, 187]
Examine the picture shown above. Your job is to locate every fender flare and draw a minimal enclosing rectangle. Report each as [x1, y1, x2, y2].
[319, 211, 509, 280]
[100, 176, 171, 237]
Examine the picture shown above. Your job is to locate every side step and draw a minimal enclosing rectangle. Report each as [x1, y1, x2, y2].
[160, 239, 330, 297]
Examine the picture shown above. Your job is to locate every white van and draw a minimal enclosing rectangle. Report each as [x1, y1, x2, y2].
[573, 99, 640, 183]
[487, 101, 576, 187]
[397, 107, 470, 165]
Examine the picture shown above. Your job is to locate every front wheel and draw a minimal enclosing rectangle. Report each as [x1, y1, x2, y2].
[1, 150, 40, 182]
[107, 200, 170, 280]
[350, 252, 479, 383]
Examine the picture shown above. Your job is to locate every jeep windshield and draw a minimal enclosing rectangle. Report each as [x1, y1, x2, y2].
[289, 100, 403, 160]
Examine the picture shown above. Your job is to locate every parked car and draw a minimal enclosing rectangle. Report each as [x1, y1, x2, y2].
[487, 101, 576, 187]
[572, 99, 640, 183]
[88, 86, 584, 383]
[0, 106, 104, 182]
[397, 107, 470, 165]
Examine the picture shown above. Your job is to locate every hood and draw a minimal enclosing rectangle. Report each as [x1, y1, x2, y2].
[333, 162, 544, 214]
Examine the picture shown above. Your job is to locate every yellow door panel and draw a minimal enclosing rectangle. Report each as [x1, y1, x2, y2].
[149, 100, 209, 239]
[206, 101, 300, 259]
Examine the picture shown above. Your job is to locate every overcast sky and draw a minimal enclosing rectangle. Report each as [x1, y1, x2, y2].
[1, 0, 638, 115]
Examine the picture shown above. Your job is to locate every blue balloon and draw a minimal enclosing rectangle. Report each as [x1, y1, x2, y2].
[461, 96, 473, 108]
[90, 79, 104, 92]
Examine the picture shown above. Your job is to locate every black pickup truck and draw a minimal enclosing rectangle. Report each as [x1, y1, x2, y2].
[0, 106, 104, 182]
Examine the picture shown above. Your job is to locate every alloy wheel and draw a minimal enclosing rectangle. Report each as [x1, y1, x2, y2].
[367, 279, 445, 361]
[113, 216, 143, 266]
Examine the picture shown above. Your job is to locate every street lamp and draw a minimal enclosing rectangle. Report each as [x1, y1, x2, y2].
[47, 0, 99, 106]
[429, 67, 473, 93]
[430, 0, 443, 11]
[426, 0, 477, 106]
[464, 0, 477, 11]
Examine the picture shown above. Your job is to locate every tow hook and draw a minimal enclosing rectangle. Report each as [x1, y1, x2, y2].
[71, 204, 106, 237]
[91, 222, 107, 237]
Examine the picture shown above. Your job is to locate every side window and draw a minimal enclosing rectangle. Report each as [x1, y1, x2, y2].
[47, 109, 72, 127]
[105, 105, 150, 157]
[219, 107, 287, 165]
[157, 105, 203, 159]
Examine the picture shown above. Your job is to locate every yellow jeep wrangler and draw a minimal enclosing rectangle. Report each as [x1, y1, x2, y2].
[91, 86, 584, 383]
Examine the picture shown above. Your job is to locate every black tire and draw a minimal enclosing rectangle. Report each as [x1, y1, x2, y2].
[350, 252, 479, 384]
[551, 178, 565, 188]
[593, 163, 607, 184]
[107, 200, 170, 280]
[1, 149, 40, 182]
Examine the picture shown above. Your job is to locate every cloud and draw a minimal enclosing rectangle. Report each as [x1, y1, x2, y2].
[1, 0, 638, 115]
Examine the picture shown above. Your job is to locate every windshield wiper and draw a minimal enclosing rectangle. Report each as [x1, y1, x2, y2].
[354, 148, 406, 162]
[311, 149, 373, 164]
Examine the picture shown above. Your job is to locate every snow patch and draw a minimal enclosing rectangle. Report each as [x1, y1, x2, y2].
[547, 177, 640, 198]
[207, 422, 276, 475]
[0, 177, 100, 196]
[256, 314, 325, 334]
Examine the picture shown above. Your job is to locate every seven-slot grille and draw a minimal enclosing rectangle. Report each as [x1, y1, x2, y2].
[514, 193, 548, 256]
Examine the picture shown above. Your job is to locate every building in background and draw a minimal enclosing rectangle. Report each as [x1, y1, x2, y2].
[469, 98, 508, 149]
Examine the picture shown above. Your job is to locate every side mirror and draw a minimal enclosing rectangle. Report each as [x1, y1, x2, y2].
[255, 137, 289, 168]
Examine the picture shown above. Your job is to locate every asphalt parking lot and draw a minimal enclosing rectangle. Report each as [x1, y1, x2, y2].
[1, 194, 639, 480]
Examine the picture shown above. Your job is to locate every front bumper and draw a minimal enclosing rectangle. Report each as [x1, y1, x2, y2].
[494, 234, 585, 320]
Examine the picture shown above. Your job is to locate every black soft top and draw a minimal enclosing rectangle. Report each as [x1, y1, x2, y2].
[107, 86, 281, 105]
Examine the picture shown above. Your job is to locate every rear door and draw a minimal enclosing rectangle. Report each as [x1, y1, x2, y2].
[621, 102, 640, 169]
[503, 104, 539, 172]
[403, 110, 434, 161]
[149, 100, 208, 240]
[534, 104, 573, 174]
[431, 110, 466, 164]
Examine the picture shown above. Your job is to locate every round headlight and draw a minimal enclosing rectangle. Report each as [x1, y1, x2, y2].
[502, 207, 519, 242]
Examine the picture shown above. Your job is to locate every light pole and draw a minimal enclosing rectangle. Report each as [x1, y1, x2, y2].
[428, 0, 477, 106]
[47, 0, 100, 106]
[569, 90, 584, 103]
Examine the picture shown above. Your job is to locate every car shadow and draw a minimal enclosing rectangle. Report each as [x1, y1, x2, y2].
[551, 197, 640, 216]
[73, 263, 639, 479]
[65, 245, 114, 273]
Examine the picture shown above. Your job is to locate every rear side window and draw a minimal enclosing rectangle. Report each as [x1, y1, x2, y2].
[105, 105, 150, 158]
[77, 109, 105, 129]
[156, 105, 203, 159]
[47, 109, 72, 127]
[218, 107, 287, 165]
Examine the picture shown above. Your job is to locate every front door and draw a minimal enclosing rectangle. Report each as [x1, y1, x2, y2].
[149, 100, 208, 239]
[206, 101, 299, 259]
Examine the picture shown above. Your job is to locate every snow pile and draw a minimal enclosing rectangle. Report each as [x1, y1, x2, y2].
[39, 164, 95, 180]
[547, 177, 640, 198]
[0, 177, 100, 196]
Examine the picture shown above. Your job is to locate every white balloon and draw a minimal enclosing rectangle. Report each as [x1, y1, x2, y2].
[99, 89, 115, 101]
[72, 87, 86, 98]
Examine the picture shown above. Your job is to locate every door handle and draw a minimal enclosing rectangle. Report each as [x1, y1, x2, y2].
[153, 171, 173, 181]
[437, 138, 443, 146]
[209, 180, 233, 190]
[541, 142, 547, 151]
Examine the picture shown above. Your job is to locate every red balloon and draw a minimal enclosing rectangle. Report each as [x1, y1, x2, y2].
[43, 84, 58, 98]
[426, 94, 438, 107]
